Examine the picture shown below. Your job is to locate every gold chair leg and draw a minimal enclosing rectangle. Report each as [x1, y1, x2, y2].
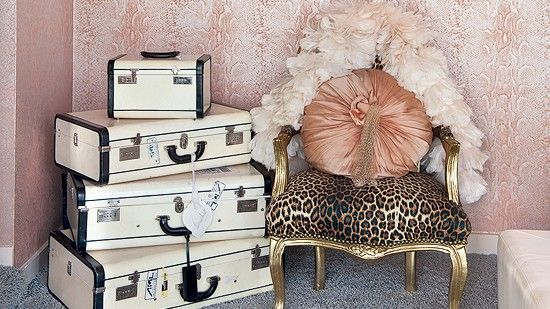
[448, 246, 468, 309]
[270, 238, 286, 309]
[314, 246, 326, 290]
[405, 251, 417, 292]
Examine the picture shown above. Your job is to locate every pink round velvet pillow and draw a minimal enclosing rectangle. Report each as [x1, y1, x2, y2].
[301, 69, 433, 179]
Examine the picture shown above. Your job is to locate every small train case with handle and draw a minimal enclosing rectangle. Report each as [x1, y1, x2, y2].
[54, 103, 251, 185]
[108, 52, 211, 119]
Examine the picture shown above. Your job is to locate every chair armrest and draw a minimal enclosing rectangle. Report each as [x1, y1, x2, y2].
[433, 126, 461, 204]
[272, 126, 297, 198]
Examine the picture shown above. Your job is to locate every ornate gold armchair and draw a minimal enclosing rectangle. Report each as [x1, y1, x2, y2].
[266, 125, 469, 309]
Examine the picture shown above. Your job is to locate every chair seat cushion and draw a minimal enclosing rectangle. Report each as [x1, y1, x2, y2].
[266, 169, 471, 246]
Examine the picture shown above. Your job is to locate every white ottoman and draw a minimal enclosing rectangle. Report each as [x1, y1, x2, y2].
[498, 230, 550, 309]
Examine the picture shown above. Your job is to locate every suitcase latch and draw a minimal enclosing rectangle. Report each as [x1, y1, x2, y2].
[251, 245, 269, 270]
[180, 133, 188, 149]
[234, 186, 246, 198]
[73, 133, 78, 146]
[129, 270, 140, 284]
[225, 126, 244, 146]
[118, 69, 138, 84]
[174, 196, 184, 213]
[132, 133, 142, 145]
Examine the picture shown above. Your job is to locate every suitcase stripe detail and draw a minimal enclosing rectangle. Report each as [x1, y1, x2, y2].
[49, 230, 105, 309]
[106, 245, 270, 281]
[107, 122, 251, 142]
[107, 152, 251, 175]
[83, 186, 264, 202]
[107, 54, 127, 119]
[85, 227, 266, 243]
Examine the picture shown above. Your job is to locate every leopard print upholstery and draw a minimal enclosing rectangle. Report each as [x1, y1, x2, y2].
[266, 169, 471, 246]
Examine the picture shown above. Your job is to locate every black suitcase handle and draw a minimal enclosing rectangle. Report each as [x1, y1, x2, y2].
[180, 266, 220, 302]
[156, 216, 220, 302]
[165, 141, 206, 164]
[156, 215, 191, 236]
[140, 51, 180, 58]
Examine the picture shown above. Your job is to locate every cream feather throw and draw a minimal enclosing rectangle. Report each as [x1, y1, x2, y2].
[249, 1, 488, 204]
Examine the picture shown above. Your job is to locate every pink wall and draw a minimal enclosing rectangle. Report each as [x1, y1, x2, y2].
[73, 1, 549, 233]
[14, 0, 73, 267]
[0, 0, 16, 250]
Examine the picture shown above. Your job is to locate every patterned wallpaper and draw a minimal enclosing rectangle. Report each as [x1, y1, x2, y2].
[0, 0, 16, 248]
[73, 0, 549, 233]
[14, 0, 73, 267]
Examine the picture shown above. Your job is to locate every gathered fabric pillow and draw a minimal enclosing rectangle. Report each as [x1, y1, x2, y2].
[301, 69, 433, 184]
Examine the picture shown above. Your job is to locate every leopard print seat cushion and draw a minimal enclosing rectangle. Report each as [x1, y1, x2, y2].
[266, 169, 471, 246]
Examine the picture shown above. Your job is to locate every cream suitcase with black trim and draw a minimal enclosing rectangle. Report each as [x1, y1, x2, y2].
[55, 103, 251, 185]
[108, 52, 211, 119]
[65, 163, 271, 252]
[48, 230, 272, 309]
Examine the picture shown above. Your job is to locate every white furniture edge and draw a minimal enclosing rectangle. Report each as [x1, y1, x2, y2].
[0, 246, 13, 266]
[466, 232, 498, 255]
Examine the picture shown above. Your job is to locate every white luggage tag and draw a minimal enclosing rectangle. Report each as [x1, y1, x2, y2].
[182, 154, 213, 238]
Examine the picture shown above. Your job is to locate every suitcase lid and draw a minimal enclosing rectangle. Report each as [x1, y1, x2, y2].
[110, 54, 209, 72]
[70, 163, 270, 208]
[57, 103, 251, 143]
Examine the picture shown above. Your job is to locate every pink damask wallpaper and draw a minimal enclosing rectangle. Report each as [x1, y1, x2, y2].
[73, 0, 549, 233]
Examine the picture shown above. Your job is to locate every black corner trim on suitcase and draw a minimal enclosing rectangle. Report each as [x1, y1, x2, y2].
[195, 54, 211, 118]
[61, 173, 70, 229]
[69, 173, 89, 253]
[55, 113, 110, 185]
[107, 54, 127, 118]
[49, 231, 105, 309]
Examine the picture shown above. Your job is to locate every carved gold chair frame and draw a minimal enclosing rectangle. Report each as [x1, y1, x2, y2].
[268, 125, 467, 309]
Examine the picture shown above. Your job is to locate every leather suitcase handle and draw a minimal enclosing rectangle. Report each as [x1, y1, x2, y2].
[140, 51, 180, 58]
[165, 141, 206, 164]
[156, 215, 191, 236]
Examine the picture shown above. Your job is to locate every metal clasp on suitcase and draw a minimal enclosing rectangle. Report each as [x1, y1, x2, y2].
[251, 245, 270, 270]
[225, 126, 244, 146]
[174, 196, 184, 213]
[118, 69, 138, 84]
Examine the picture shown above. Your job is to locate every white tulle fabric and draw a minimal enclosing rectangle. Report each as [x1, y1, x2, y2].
[249, 0, 488, 204]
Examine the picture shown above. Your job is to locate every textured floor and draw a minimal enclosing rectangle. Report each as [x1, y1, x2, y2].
[0, 247, 497, 308]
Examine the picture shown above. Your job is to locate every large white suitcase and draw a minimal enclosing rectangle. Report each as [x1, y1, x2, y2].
[55, 103, 251, 185]
[48, 230, 272, 309]
[108, 52, 211, 119]
[65, 163, 272, 252]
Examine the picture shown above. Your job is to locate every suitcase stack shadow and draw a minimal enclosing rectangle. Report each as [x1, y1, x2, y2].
[48, 53, 274, 308]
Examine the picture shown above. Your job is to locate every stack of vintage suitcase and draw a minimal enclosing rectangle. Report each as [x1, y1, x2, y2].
[48, 52, 273, 308]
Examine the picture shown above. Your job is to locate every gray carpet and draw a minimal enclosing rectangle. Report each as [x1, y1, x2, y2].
[0, 247, 497, 308]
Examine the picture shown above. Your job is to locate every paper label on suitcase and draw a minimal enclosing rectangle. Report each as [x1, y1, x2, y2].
[146, 137, 160, 165]
[207, 180, 226, 210]
[145, 270, 159, 300]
